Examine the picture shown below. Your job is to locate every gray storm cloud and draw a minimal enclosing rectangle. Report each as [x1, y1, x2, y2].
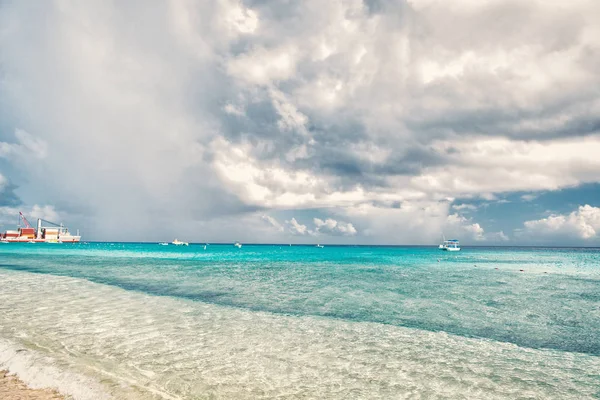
[1, 0, 599, 243]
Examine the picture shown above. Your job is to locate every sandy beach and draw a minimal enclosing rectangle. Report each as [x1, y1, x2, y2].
[1, 370, 65, 400]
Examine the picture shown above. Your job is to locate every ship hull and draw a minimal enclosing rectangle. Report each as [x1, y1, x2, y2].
[0, 237, 81, 243]
[441, 247, 460, 251]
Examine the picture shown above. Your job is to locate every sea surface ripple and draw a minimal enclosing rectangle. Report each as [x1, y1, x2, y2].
[0, 243, 599, 399]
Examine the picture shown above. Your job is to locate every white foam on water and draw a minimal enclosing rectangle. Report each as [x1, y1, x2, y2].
[0, 337, 111, 400]
[0, 269, 599, 399]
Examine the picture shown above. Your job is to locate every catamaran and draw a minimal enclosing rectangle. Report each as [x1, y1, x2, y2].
[439, 238, 460, 251]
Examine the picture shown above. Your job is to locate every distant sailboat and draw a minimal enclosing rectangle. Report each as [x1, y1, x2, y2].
[316, 244, 324, 248]
[234, 241, 242, 248]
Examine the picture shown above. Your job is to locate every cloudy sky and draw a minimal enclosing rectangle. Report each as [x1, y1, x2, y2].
[1, 0, 600, 245]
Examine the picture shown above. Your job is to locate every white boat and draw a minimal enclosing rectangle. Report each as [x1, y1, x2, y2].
[316, 244, 324, 248]
[439, 239, 460, 251]
[172, 239, 189, 246]
[158, 242, 169, 246]
[234, 242, 242, 248]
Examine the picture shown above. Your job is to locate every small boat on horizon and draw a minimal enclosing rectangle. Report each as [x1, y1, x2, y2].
[172, 239, 189, 246]
[439, 237, 460, 251]
[234, 241, 242, 248]
[316, 244, 324, 248]
[158, 242, 169, 246]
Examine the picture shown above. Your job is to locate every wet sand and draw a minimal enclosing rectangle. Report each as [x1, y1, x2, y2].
[1, 370, 65, 400]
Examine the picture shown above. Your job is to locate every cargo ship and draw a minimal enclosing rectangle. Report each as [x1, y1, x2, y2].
[0, 212, 81, 243]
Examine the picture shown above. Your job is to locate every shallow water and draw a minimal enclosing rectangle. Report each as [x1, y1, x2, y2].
[1, 243, 599, 398]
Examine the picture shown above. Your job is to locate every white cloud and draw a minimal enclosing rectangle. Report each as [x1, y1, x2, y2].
[521, 194, 538, 202]
[211, 131, 600, 223]
[223, 103, 245, 117]
[286, 217, 311, 236]
[313, 217, 357, 236]
[464, 223, 485, 241]
[225, 2, 258, 34]
[263, 215, 357, 238]
[227, 47, 298, 85]
[413, 136, 600, 198]
[27, 204, 61, 223]
[446, 213, 485, 241]
[520, 205, 600, 241]
[210, 137, 322, 208]
[445, 213, 509, 243]
[0, 129, 47, 160]
[210, 137, 427, 209]
[452, 204, 477, 211]
[261, 214, 284, 232]
[486, 231, 510, 242]
[0, 205, 60, 228]
[342, 201, 448, 244]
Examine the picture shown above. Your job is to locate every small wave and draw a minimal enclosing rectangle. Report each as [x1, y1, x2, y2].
[0, 337, 111, 400]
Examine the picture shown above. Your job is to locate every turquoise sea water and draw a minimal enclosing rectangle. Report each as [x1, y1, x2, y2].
[1, 243, 599, 399]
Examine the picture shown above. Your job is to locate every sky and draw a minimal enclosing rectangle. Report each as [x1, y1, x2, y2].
[1, 0, 600, 245]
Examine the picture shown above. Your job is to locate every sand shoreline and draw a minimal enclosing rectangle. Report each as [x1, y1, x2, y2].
[1, 370, 66, 400]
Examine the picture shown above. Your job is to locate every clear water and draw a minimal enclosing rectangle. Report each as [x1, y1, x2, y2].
[1, 243, 599, 399]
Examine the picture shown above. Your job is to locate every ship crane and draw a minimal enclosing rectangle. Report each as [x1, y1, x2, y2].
[39, 218, 63, 227]
[19, 212, 33, 228]
[37, 218, 78, 237]
[38, 218, 67, 236]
